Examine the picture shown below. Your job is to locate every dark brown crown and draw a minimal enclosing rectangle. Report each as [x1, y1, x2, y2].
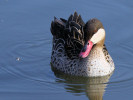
[84, 18, 104, 42]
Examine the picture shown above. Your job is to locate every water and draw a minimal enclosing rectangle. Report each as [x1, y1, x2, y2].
[0, 0, 133, 100]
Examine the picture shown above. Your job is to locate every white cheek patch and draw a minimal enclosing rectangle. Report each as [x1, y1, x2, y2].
[90, 28, 105, 44]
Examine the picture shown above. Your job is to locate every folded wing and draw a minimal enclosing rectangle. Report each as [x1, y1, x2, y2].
[51, 12, 85, 59]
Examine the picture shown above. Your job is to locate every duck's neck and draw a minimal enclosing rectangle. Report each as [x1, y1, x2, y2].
[94, 37, 105, 49]
[89, 43, 104, 60]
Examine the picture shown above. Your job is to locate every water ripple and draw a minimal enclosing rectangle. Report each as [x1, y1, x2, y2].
[0, 38, 56, 85]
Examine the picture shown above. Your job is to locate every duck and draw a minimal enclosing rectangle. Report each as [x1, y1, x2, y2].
[50, 12, 115, 77]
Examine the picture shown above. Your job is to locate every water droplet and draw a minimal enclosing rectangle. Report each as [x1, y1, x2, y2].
[16, 57, 20, 61]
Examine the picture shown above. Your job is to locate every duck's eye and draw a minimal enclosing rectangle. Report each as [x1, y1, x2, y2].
[88, 43, 89, 45]
[94, 29, 97, 33]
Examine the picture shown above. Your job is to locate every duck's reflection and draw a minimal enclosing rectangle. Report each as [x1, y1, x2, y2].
[53, 68, 113, 100]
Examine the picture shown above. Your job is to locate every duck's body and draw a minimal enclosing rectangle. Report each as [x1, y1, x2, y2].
[51, 12, 115, 77]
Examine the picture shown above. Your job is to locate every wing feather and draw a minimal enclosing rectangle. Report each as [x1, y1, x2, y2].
[50, 12, 85, 59]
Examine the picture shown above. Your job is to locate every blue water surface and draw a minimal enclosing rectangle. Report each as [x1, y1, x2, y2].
[0, 0, 133, 100]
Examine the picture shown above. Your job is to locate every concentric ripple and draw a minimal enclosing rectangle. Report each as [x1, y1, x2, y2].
[0, 37, 56, 84]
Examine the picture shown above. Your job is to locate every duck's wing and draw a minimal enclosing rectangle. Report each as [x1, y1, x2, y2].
[51, 12, 85, 59]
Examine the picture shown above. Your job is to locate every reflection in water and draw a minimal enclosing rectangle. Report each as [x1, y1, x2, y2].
[52, 66, 113, 100]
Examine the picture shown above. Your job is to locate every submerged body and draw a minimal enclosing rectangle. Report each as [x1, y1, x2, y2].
[51, 12, 115, 77]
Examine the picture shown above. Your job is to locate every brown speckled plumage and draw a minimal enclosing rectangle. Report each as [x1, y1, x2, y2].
[103, 44, 114, 65]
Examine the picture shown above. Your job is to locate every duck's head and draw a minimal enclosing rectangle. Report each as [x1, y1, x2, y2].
[79, 18, 105, 58]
